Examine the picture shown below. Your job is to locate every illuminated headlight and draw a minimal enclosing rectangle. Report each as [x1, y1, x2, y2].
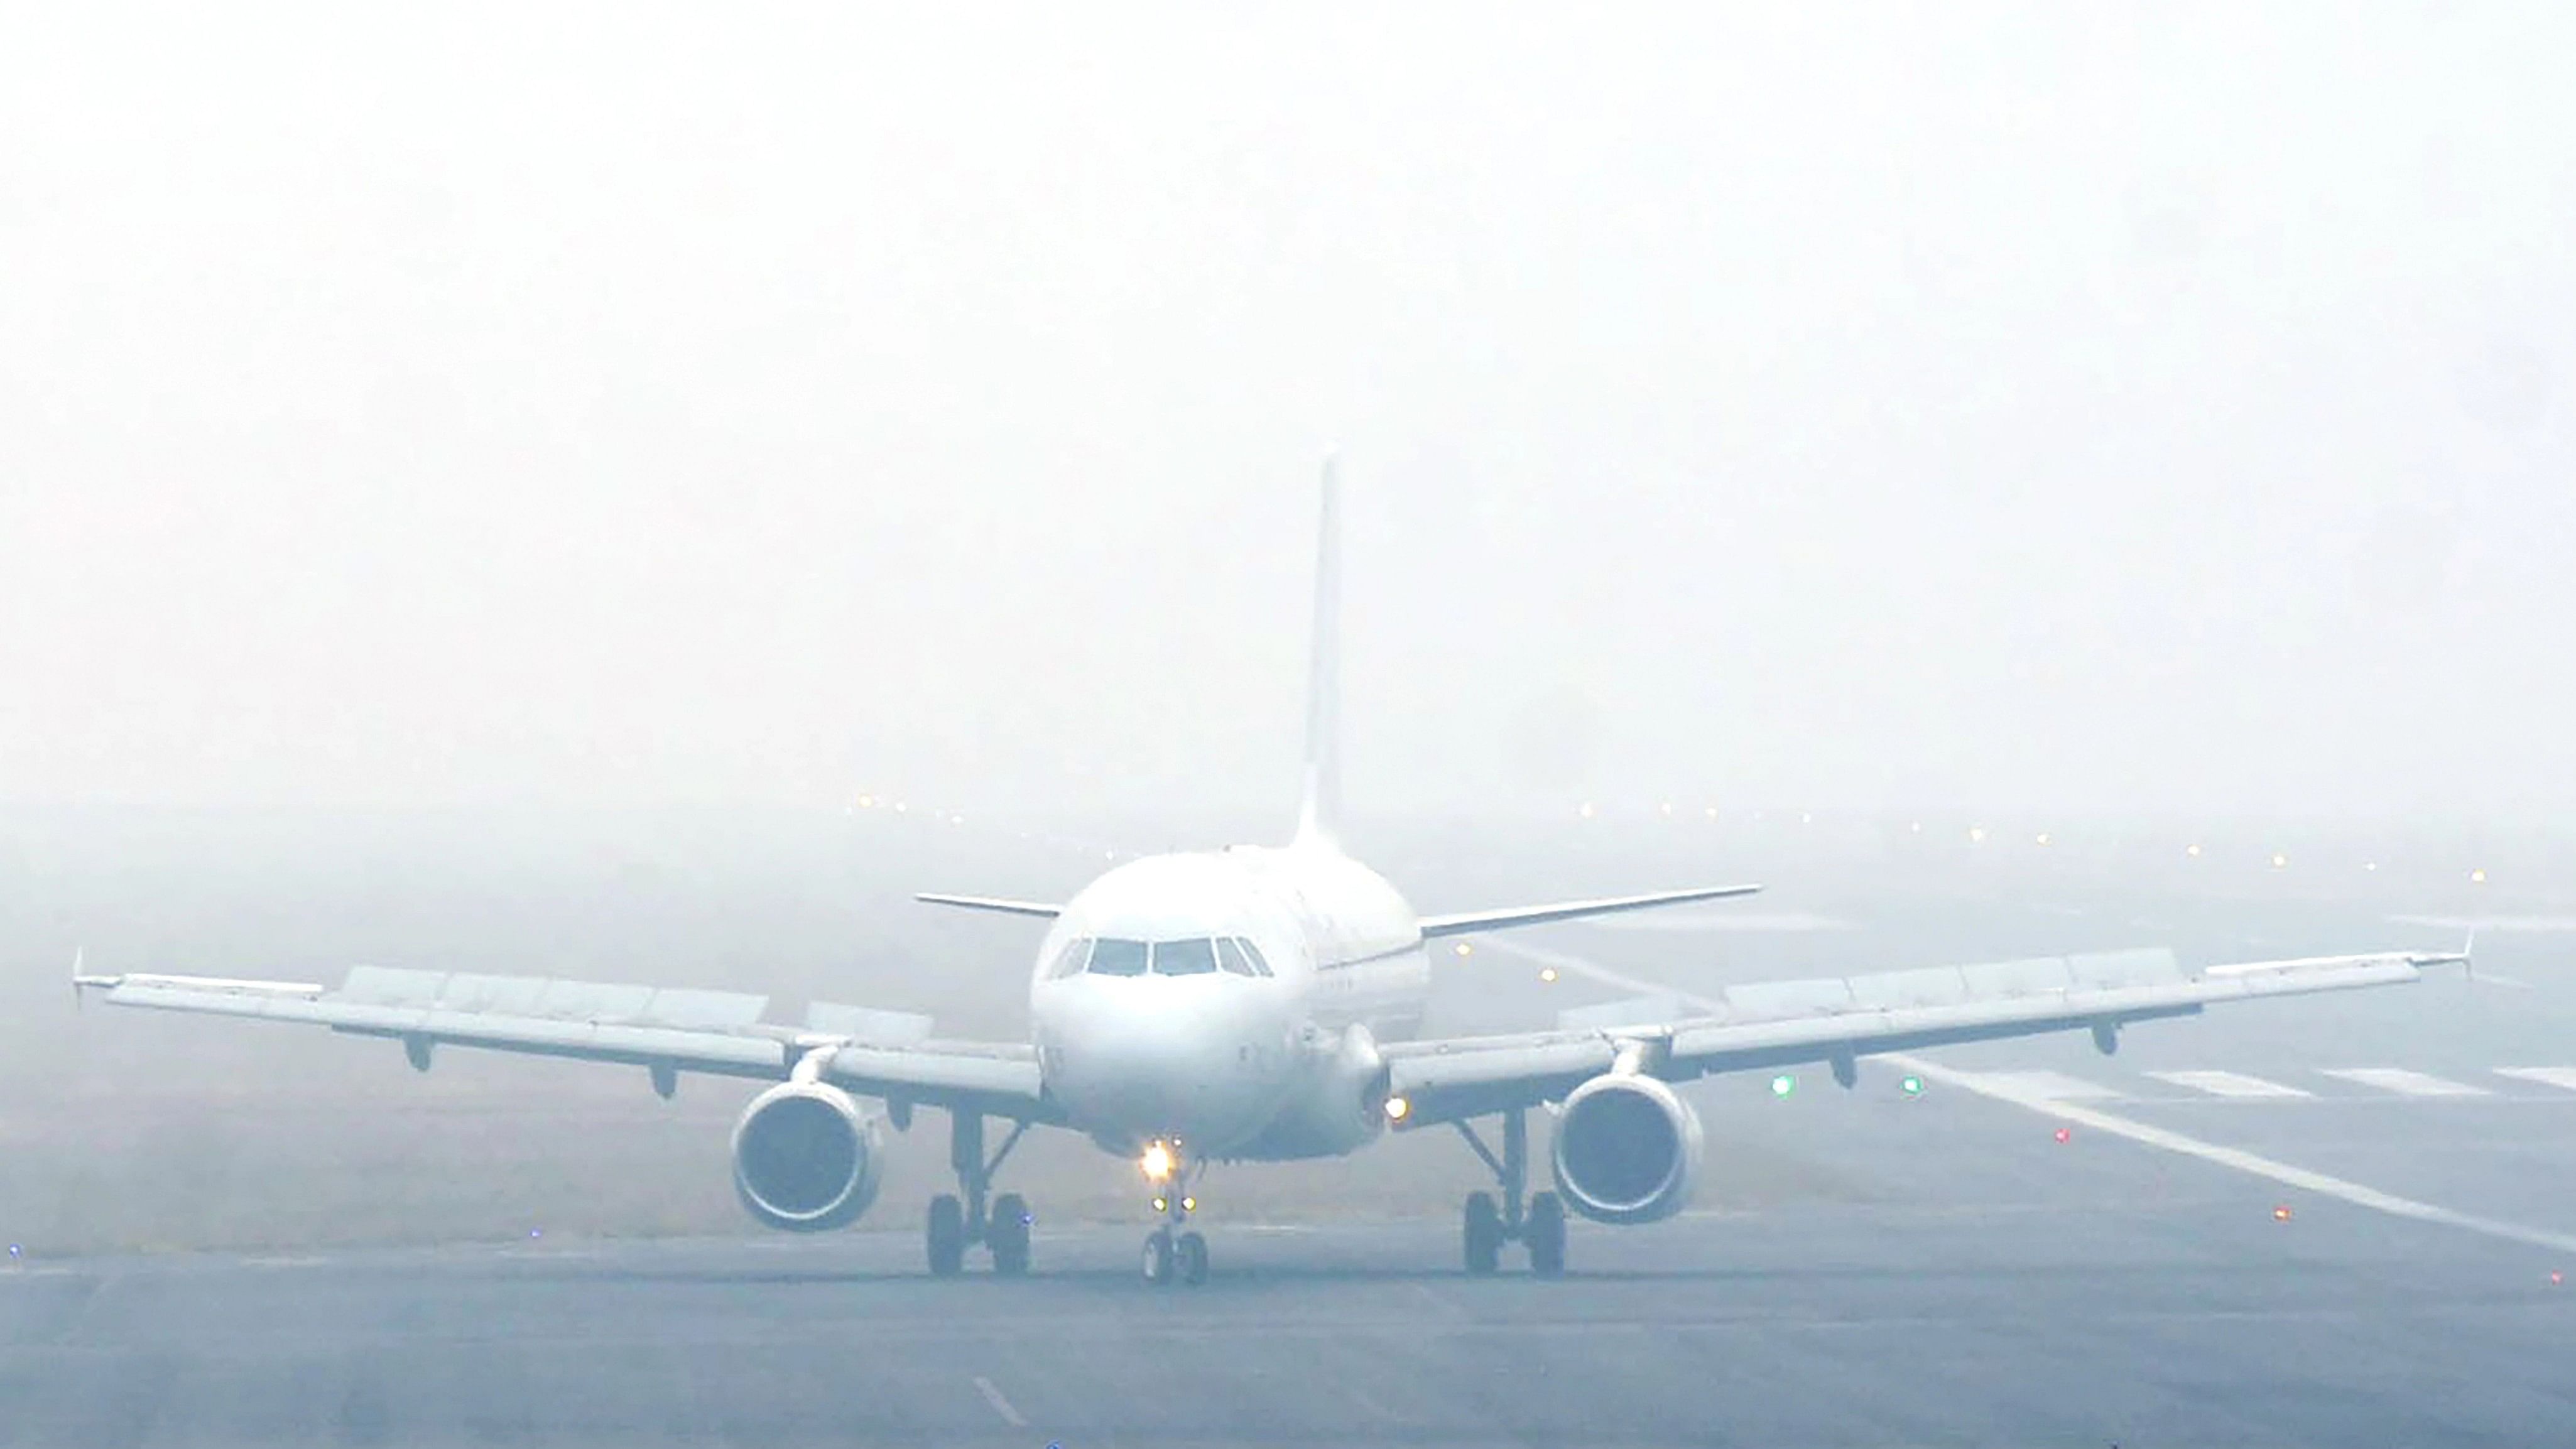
[1383, 1095, 1410, 1122]
[1140, 1141, 1175, 1181]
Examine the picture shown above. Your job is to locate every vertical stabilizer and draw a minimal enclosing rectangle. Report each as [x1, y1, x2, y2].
[1293, 456, 1343, 849]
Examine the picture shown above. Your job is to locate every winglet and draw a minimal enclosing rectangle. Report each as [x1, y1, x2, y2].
[71, 946, 119, 1009]
[2408, 928, 2475, 977]
[1292, 453, 1343, 851]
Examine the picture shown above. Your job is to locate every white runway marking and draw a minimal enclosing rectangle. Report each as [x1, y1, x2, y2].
[2494, 1068, 2576, 1093]
[2147, 1070, 2312, 1099]
[972, 1376, 1026, 1428]
[1952, 1070, 2121, 1101]
[1479, 937, 2576, 1259]
[2322, 1068, 2491, 1098]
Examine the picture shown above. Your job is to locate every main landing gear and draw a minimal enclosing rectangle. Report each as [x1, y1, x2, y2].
[927, 1110, 1035, 1277]
[1139, 1141, 1210, 1288]
[1453, 1105, 1567, 1276]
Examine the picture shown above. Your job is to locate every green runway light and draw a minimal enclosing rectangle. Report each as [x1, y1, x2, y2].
[1770, 1073, 1796, 1098]
[1901, 1075, 1925, 1097]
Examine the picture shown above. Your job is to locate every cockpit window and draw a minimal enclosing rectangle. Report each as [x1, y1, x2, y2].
[1087, 938, 1149, 976]
[1151, 938, 1219, 975]
[1045, 938, 1093, 979]
[1215, 936, 1267, 977]
[1232, 936, 1275, 977]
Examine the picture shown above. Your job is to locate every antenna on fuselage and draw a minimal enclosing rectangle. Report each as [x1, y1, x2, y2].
[1292, 453, 1343, 852]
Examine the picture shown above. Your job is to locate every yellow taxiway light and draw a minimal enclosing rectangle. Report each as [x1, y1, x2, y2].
[856, 794, 876, 808]
[2035, 832, 2052, 847]
[1383, 1095, 1410, 1122]
[1967, 825, 1988, 844]
[1140, 1142, 1175, 1181]
[2271, 853, 2289, 869]
[2472, 868, 2488, 884]
[2185, 843, 2202, 857]
[1578, 801, 1596, 820]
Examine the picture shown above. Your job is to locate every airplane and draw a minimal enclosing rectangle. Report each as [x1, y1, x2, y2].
[73, 460, 2467, 1285]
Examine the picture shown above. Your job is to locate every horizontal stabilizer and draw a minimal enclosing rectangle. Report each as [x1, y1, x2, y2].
[913, 893, 1063, 920]
[1418, 884, 1762, 938]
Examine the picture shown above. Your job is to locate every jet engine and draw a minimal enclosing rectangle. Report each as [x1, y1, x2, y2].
[729, 1081, 887, 1232]
[1548, 1072, 1704, 1224]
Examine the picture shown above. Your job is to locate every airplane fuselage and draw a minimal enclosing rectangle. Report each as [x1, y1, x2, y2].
[1027, 842, 1430, 1161]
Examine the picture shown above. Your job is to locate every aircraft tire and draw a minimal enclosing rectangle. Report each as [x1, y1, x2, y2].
[1526, 1191, 1567, 1277]
[989, 1193, 1031, 1276]
[928, 1194, 966, 1278]
[1463, 1191, 1503, 1275]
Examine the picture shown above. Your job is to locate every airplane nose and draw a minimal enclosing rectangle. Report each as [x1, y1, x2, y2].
[1039, 982, 1288, 1147]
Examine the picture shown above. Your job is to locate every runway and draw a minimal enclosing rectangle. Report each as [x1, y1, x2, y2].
[5, 1191, 2568, 1448]
[11, 807, 2576, 1444]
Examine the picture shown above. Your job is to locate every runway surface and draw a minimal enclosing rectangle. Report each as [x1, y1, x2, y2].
[6, 1190, 2569, 1448]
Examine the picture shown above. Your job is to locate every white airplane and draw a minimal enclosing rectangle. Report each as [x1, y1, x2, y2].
[75, 462, 2465, 1284]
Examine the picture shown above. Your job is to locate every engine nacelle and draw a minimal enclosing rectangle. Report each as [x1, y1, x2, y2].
[1549, 1072, 1704, 1225]
[729, 1081, 887, 1232]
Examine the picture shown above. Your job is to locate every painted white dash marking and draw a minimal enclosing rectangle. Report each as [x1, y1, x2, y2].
[1952, 1070, 2121, 1101]
[2322, 1068, 2490, 1097]
[2148, 1070, 2313, 1099]
[2495, 1067, 2576, 1093]
[972, 1376, 1026, 1428]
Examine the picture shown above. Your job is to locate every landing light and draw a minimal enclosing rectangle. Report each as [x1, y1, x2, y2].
[2472, 868, 2488, 884]
[1141, 1142, 1175, 1181]
[2185, 844, 2202, 858]
[2035, 832, 2052, 847]
[1384, 1095, 1410, 1122]
[1538, 967, 1558, 984]
[1454, 943, 1472, 958]
[1181, 1197, 1196, 1212]
[2271, 852, 2289, 869]
[1152, 1197, 1168, 1213]
[1967, 826, 1987, 844]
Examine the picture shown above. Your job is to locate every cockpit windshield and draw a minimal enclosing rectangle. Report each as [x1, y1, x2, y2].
[1053, 936, 1275, 978]
[1085, 938, 1149, 976]
[1150, 938, 1219, 975]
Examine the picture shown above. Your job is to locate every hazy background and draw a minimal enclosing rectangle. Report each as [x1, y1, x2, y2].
[3, 3, 2572, 821]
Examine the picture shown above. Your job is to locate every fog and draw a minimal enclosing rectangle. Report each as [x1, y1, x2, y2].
[1, 4, 2568, 824]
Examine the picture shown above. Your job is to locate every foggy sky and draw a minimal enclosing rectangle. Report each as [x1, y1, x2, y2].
[2, 4, 2569, 822]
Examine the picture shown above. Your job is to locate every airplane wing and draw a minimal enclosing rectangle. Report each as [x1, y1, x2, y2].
[1417, 884, 1763, 937]
[1384, 946, 2464, 1126]
[72, 964, 1061, 1122]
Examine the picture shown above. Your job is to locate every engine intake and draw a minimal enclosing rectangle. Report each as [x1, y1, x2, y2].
[730, 1081, 886, 1232]
[1550, 1072, 1704, 1225]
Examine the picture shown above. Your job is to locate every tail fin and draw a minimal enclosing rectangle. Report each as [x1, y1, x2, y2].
[1293, 455, 1343, 850]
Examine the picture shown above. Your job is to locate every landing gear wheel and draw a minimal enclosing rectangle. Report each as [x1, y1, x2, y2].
[927, 1194, 966, 1278]
[1526, 1190, 1567, 1277]
[1462, 1191, 1503, 1276]
[1143, 1227, 1176, 1284]
[989, 1193, 1032, 1276]
[1177, 1230, 1210, 1286]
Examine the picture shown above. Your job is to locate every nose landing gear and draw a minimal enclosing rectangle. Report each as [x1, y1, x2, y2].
[1139, 1141, 1210, 1286]
[1453, 1105, 1567, 1276]
[927, 1110, 1035, 1277]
